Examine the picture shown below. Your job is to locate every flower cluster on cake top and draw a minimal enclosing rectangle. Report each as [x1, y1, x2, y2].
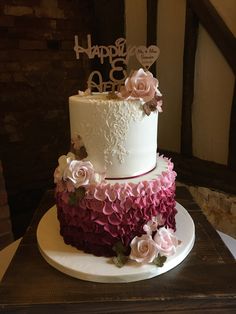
[118, 68, 163, 115]
[78, 68, 163, 116]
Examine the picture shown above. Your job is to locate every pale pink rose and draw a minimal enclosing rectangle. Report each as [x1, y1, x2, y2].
[129, 234, 158, 264]
[119, 68, 159, 102]
[153, 227, 179, 256]
[65, 160, 94, 188]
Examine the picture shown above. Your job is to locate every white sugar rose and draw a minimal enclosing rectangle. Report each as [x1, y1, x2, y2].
[153, 227, 179, 256]
[54, 152, 75, 183]
[129, 234, 158, 264]
[119, 68, 159, 103]
[64, 160, 94, 188]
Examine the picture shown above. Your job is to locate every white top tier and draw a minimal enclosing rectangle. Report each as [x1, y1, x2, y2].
[69, 93, 158, 178]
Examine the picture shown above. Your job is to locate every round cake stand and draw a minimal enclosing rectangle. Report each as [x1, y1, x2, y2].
[37, 203, 195, 283]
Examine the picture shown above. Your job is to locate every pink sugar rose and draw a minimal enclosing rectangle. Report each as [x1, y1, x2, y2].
[119, 68, 159, 103]
[64, 160, 94, 188]
[153, 227, 179, 256]
[129, 234, 159, 264]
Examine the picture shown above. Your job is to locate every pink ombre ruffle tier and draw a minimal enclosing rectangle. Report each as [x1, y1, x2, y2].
[55, 156, 177, 257]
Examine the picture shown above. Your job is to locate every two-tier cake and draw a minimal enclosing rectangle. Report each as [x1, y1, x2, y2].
[54, 69, 179, 267]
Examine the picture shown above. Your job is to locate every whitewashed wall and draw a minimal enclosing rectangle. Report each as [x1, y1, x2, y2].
[193, 26, 234, 164]
[125, 0, 147, 71]
[125, 0, 235, 165]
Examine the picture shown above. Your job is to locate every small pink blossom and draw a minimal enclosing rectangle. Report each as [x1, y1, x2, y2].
[71, 134, 84, 150]
[54, 152, 75, 183]
[55, 181, 65, 192]
[91, 172, 106, 185]
[155, 90, 163, 112]
[66, 180, 75, 192]
[143, 91, 163, 115]
[143, 214, 165, 235]
[78, 88, 91, 96]
[129, 234, 158, 264]
[119, 68, 159, 103]
[153, 227, 179, 256]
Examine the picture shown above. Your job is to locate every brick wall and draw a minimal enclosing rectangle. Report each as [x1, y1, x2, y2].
[0, 161, 14, 249]
[0, 0, 92, 238]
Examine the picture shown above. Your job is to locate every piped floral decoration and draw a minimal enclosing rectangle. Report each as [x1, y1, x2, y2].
[112, 214, 180, 268]
[118, 68, 163, 115]
[54, 152, 105, 198]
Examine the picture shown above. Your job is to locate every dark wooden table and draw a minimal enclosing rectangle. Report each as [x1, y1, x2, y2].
[0, 187, 236, 313]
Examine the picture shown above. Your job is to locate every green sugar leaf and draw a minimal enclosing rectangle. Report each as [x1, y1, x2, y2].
[112, 241, 127, 255]
[68, 193, 77, 206]
[153, 254, 167, 267]
[76, 186, 86, 200]
[112, 254, 128, 268]
[68, 186, 86, 205]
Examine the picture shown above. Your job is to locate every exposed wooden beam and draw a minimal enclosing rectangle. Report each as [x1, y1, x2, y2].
[189, 0, 236, 75]
[228, 81, 236, 170]
[181, 2, 199, 157]
[147, 0, 158, 75]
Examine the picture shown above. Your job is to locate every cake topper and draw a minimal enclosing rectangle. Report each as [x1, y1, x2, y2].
[74, 34, 160, 92]
[135, 46, 160, 70]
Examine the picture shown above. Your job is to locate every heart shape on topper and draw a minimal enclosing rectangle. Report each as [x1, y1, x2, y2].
[135, 45, 160, 70]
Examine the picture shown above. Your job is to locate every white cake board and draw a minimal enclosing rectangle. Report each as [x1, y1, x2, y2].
[37, 203, 195, 283]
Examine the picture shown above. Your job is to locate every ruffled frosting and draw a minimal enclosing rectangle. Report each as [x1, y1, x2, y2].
[56, 155, 177, 257]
